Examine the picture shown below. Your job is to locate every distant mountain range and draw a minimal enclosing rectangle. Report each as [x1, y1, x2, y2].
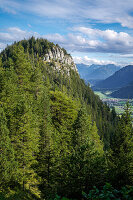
[77, 63, 133, 99]
[93, 65, 133, 99]
[76, 63, 121, 84]
[94, 65, 133, 89]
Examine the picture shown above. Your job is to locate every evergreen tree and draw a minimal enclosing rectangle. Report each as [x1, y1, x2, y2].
[108, 102, 133, 188]
[0, 45, 40, 195]
[10, 96, 39, 192]
[37, 85, 55, 199]
[0, 106, 16, 188]
[64, 105, 105, 198]
[39, 91, 79, 198]
[0, 37, 121, 198]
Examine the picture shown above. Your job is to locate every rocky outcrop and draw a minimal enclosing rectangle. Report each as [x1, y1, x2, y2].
[44, 46, 77, 72]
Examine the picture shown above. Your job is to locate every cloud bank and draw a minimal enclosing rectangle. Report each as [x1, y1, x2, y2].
[1, 26, 133, 54]
[0, 26, 133, 65]
[73, 56, 116, 66]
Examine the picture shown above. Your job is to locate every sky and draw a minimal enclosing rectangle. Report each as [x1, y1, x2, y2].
[1, 0, 133, 66]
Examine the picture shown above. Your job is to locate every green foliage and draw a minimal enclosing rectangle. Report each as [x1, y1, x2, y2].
[63, 106, 105, 198]
[39, 91, 79, 199]
[108, 101, 133, 188]
[82, 183, 133, 200]
[50, 195, 72, 200]
[0, 187, 40, 200]
[0, 37, 126, 199]
[0, 106, 16, 186]
[1, 37, 118, 149]
[0, 44, 40, 196]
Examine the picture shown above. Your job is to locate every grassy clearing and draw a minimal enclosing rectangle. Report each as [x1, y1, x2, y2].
[94, 91, 109, 99]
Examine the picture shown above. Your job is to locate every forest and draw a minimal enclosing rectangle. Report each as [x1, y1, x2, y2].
[0, 37, 133, 200]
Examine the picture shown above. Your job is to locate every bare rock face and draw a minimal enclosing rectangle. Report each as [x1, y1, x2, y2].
[44, 46, 78, 73]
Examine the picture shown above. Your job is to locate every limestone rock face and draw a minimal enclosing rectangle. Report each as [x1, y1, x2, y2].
[44, 46, 78, 73]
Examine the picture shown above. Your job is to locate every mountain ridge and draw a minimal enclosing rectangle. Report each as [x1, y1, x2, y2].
[76, 63, 121, 84]
[93, 65, 133, 90]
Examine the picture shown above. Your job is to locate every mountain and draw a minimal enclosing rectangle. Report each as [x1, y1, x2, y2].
[111, 81, 133, 99]
[76, 63, 100, 80]
[0, 37, 119, 199]
[93, 65, 133, 90]
[0, 37, 118, 147]
[88, 64, 121, 80]
[76, 63, 121, 84]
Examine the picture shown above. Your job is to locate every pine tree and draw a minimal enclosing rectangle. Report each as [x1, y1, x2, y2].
[0, 45, 40, 194]
[11, 44, 33, 93]
[64, 105, 105, 198]
[10, 96, 39, 191]
[108, 102, 133, 188]
[41, 91, 79, 198]
[37, 85, 55, 199]
[0, 106, 16, 188]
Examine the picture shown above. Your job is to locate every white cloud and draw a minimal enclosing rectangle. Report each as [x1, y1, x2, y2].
[0, 42, 7, 50]
[67, 34, 87, 45]
[0, 0, 20, 14]
[119, 54, 133, 58]
[73, 56, 116, 65]
[0, 27, 40, 43]
[73, 27, 133, 44]
[70, 27, 133, 53]
[1, 26, 133, 66]
[1, 26, 133, 55]
[26, 0, 75, 18]
[43, 33, 66, 43]
[1, 0, 133, 28]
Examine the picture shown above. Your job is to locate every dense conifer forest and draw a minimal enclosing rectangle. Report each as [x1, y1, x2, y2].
[0, 37, 133, 199]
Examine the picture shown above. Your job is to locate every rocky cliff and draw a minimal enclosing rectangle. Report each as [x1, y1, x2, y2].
[44, 46, 78, 73]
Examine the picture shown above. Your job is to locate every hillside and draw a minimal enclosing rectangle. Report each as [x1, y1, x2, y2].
[0, 37, 116, 146]
[111, 81, 133, 98]
[93, 65, 133, 90]
[0, 37, 120, 199]
[76, 63, 120, 84]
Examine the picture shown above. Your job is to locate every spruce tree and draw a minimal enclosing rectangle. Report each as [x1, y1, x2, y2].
[37, 85, 54, 199]
[0, 45, 40, 194]
[109, 102, 133, 188]
[65, 105, 105, 198]
[43, 91, 78, 198]
[0, 106, 16, 188]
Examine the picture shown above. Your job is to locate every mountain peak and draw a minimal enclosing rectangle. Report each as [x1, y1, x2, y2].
[44, 45, 77, 72]
[1, 37, 78, 75]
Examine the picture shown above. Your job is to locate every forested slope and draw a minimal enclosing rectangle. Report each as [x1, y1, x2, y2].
[0, 37, 132, 199]
[1, 37, 118, 148]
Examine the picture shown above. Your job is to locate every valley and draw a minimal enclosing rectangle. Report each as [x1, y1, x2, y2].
[78, 63, 133, 116]
[94, 90, 133, 116]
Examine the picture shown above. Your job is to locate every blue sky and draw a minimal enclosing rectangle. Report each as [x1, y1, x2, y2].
[1, 0, 133, 66]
